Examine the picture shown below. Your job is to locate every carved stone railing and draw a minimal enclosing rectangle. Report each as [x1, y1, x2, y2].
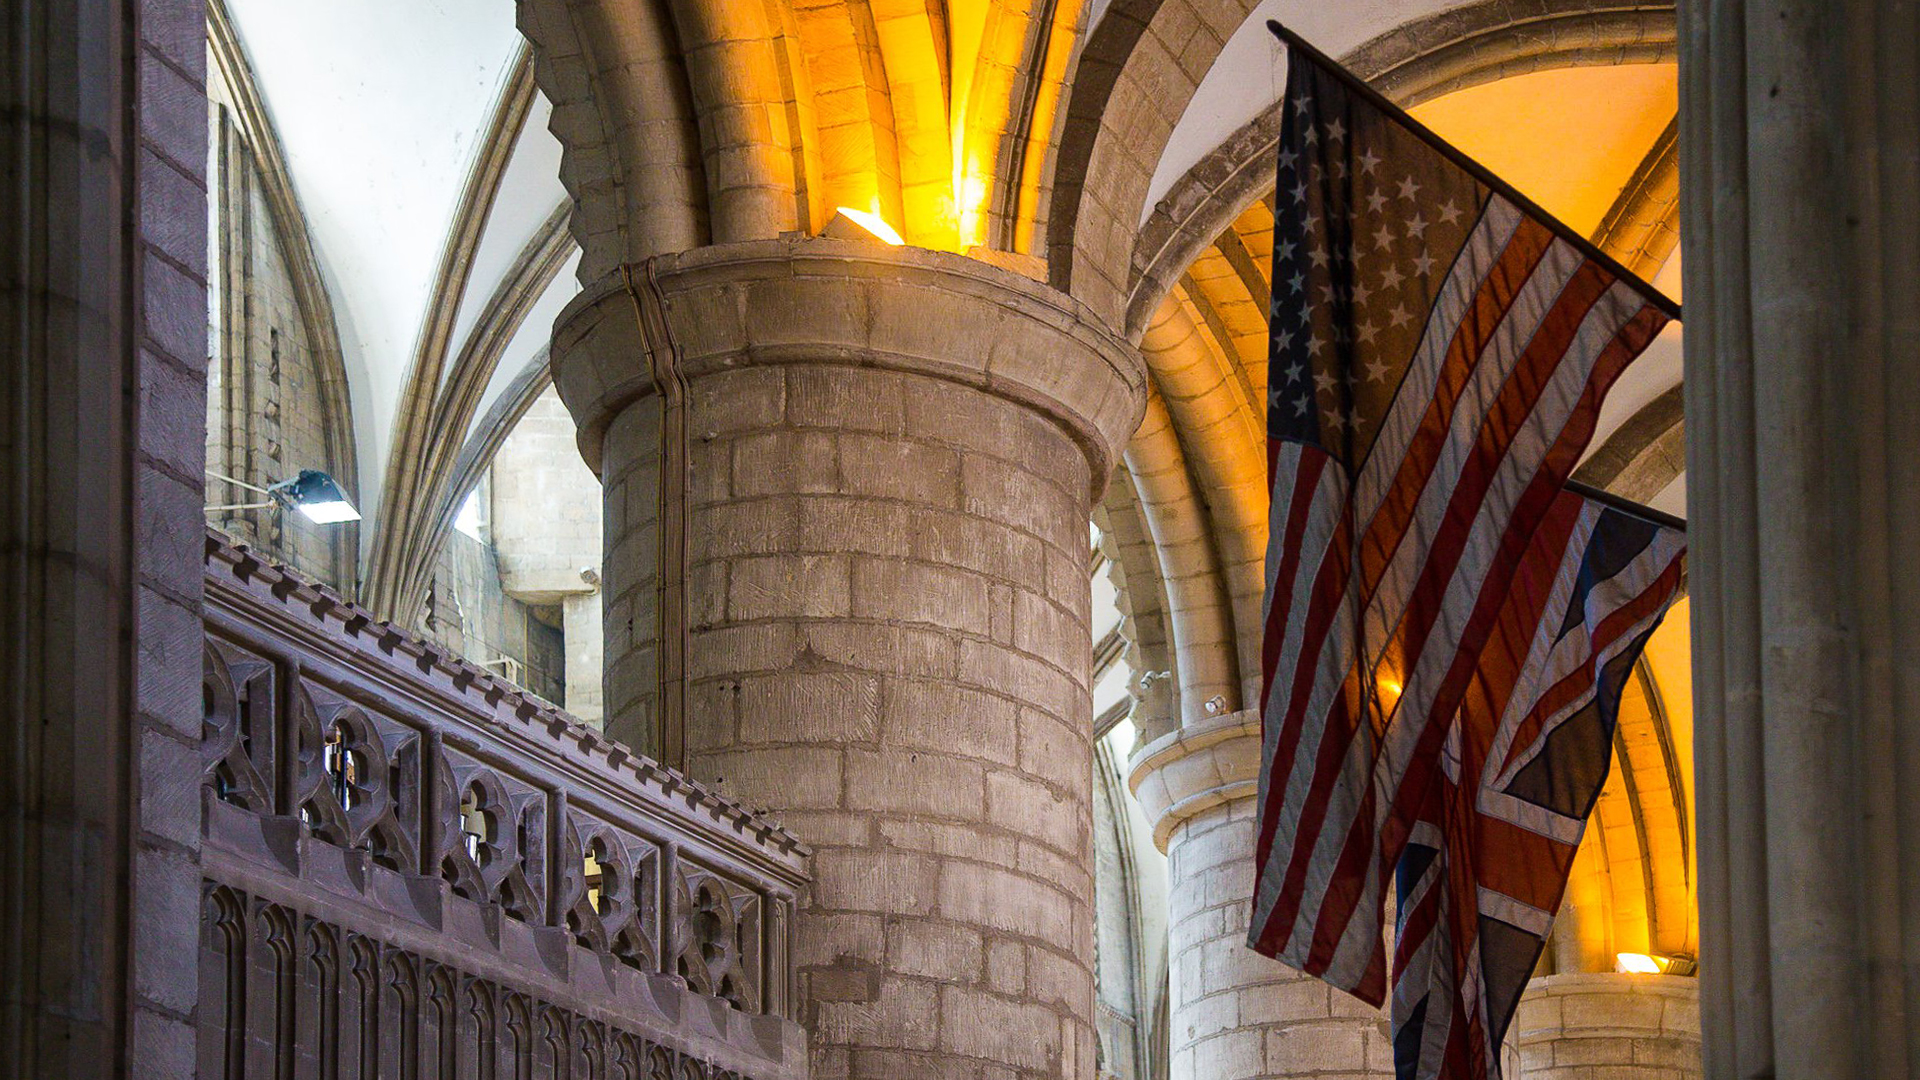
[198, 529, 811, 1079]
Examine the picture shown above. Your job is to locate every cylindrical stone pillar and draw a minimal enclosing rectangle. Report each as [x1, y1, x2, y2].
[1129, 711, 1391, 1080]
[1682, 0, 1920, 1075]
[1510, 974, 1700, 1080]
[551, 238, 1144, 1080]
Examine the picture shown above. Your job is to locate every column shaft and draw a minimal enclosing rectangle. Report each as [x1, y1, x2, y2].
[1682, 0, 1920, 1075]
[1130, 712, 1391, 1080]
[552, 238, 1144, 1080]
[1511, 974, 1700, 1080]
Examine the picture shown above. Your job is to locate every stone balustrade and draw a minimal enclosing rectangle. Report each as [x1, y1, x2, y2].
[198, 528, 811, 1079]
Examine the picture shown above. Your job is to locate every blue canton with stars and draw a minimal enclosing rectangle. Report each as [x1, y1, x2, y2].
[1268, 53, 1490, 468]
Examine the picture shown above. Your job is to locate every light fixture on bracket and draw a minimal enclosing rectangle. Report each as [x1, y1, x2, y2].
[206, 468, 361, 525]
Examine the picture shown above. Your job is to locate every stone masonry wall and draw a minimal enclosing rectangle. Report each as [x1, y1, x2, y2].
[1164, 799, 1392, 1080]
[491, 385, 602, 599]
[1511, 973, 1701, 1080]
[667, 361, 1102, 1079]
[549, 240, 1145, 1080]
[203, 74, 356, 590]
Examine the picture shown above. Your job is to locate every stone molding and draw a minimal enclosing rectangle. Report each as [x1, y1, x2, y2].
[550, 236, 1148, 499]
[1127, 709, 1263, 851]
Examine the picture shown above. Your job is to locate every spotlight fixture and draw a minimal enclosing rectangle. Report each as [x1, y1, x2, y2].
[1614, 953, 1665, 974]
[206, 469, 361, 525]
[824, 206, 906, 246]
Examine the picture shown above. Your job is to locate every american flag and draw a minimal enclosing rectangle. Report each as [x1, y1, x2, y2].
[1248, 26, 1687, 1080]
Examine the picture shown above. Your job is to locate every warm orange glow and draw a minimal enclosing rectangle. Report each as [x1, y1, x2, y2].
[831, 206, 906, 245]
[1376, 674, 1404, 713]
[1410, 65, 1678, 236]
[1616, 952, 1666, 974]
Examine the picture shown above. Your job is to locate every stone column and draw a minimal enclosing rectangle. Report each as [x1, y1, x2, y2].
[550, 237, 1144, 1080]
[1510, 974, 1700, 1080]
[1128, 711, 1391, 1080]
[562, 589, 604, 725]
[1, 0, 209, 1075]
[1682, 0, 1920, 1076]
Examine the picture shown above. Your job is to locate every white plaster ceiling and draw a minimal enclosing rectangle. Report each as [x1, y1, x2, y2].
[449, 92, 570, 356]
[225, 0, 571, 532]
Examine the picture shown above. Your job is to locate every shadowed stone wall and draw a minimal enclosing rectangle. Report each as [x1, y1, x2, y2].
[0, 0, 210, 1073]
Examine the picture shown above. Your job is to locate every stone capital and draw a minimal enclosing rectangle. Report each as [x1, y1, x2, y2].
[1126, 709, 1262, 851]
[549, 236, 1146, 498]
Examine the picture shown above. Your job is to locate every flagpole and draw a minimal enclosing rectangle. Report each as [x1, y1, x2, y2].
[1264, 19, 1683, 322]
[1563, 478, 1688, 532]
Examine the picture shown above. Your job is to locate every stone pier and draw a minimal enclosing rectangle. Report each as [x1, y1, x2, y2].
[1129, 711, 1391, 1080]
[550, 237, 1144, 1079]
[1683, 0, 1920, 1073]
[1511, 974, 1700, 1080]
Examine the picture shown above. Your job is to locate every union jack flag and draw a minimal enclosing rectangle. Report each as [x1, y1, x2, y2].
[1248, 26, 1686, 1080]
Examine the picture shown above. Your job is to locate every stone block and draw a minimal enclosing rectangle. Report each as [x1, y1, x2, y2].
[736, 669, 880, 744]
[796, 496, 915, 558]
[987, 770, 1085, 856]
[142, 249, 205, 370]
[937, 863, 1072, 944]
[879, 819, 1017, 866]
[887, 919, 983, 982]
[805, 623, 955, 680]
[883, 681, 1019, 766]
[1190, 1027, 1264, 1077]
[728, 553, 852, 620]
[697, 498, 803, 558]
[692, 366, 785, 435]
[815, 976, 939, 1051]
[909, 509, 1047, 589]
[1560, 988, 1668, 1034]
[815, 849, 939, 916]
[1024, 944, 1093, 1014]
[692, 746, 842, 809]
[1016, 711, 1090, 793]
[131, 844, 200, 1013]
[846, 748, 985, 817]
[141, 48, 206, 180]
[129, 1006, 196, 1080]
[787, 365, 903, 434]
[937, 985, 1062, 1072]
[134, 586, 202, 739]
[851, 557, 995, 634]
[1236, 972, 1332, 1026]
[731, 429, 839, 495]
[140, 148, 205, 277]
[1177, 988, 1239, 1044]
[137, 728, 200, 846]
[986, 939, 1025, 995]
[1266, 1019, 1369, 1073]
[838, 434, 961, 505]
[794, 910, 886, 969]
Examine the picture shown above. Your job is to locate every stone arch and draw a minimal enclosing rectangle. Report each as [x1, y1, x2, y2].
[516, 0, 709, 280]
[206, 0, 360, 587]
[1048, 0, 1678, 329]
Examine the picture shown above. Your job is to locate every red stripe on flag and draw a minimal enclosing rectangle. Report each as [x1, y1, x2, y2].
[1285, 265, 1623, 971]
